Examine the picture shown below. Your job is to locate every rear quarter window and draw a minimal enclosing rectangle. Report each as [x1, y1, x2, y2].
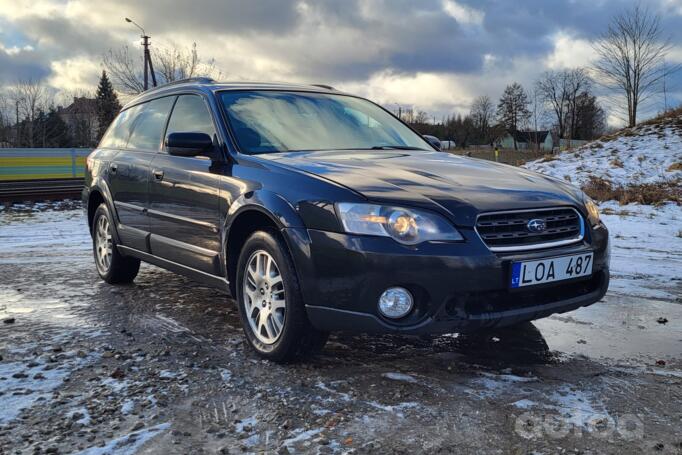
[98, 105, 142, 149]
[126, 97, 175, 151]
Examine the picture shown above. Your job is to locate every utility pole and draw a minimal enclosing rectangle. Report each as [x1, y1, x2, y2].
[15, 100, 19, 147]
[663, 59, 668, 113]
[125, 17, 157, 90]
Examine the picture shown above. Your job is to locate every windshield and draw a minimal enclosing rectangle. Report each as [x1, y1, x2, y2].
[219, 90, 431, 154]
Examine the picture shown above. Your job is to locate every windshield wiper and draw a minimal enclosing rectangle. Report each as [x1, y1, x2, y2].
[370, 145, 425, 150]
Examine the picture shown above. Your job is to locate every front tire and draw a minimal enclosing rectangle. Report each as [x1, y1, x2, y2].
[236, 229, 328, 362]
[92, 203, 140, 284]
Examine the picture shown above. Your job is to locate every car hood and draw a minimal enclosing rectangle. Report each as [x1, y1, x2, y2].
[258, 150, 583, 227]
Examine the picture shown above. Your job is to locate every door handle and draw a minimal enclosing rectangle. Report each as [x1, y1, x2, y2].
[152, 169, 164, 182]
[109, 163, 118, 174]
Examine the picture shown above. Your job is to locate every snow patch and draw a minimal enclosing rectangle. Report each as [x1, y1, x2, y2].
[0, 353, 94, 424]
[546, 387, 611, 430]
[469, 372, 538, 398]
[382, 372, 418, 383]
[600, 202, 681, 301]
[281, 427, 324, 447]
[75, 422, 170, 455]
[524, 123, 682, 187]
[512, 399, 537, 409]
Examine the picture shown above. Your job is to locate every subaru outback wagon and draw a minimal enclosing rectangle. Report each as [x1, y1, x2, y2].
[83, 78, 609, 362]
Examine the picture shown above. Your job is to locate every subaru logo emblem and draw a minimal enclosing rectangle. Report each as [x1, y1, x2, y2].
[527, 218, 546, 233]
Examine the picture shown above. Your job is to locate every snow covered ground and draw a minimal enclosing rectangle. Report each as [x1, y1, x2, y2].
[600, 201, 681, 302]
[525, 121, 682, 187]
[523, 116, 681, 300]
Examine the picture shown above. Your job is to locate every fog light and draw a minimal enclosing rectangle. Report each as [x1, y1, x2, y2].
[378, 287, 413, 319]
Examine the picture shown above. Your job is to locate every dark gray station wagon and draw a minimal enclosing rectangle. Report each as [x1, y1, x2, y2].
[83, 78, 610, 362]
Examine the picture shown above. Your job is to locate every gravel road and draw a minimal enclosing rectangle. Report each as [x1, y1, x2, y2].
[1, 202, 681, 454]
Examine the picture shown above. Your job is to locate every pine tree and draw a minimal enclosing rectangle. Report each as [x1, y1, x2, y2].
[496, 82, 531, 150]
[95, 70, 121, 141]
[45, 108, 72, 147]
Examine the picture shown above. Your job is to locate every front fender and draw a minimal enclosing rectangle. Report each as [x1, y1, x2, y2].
[226, 189, 305, 230]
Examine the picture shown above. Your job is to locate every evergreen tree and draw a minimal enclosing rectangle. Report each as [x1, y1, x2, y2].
[44, 108, 72, 147]
[95, 70, 121, 141]
[496, 83, 531, 150]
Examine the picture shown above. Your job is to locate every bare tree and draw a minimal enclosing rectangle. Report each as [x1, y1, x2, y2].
[496, 82, 531, 150]
[470, 95, 494, 143]
[102, 45, 146, 95]
[414, 110, 430, 124]
[593, 5, 677, 127]
[0, 91, 10, 145]
[536, 70, 570, 139]
[565, 69, 591, 143]
[536, 68, 590, 140]
[10, 79, 48, 147]
[103, 42, 221, 95]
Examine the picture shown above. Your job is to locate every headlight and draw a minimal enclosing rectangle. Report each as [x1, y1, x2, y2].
[336, 203, 463, 245]
[584, 196, 601, 226]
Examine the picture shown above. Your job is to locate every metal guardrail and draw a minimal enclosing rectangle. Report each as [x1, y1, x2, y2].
[0, 178, 84, 203]
[0, 148, 92, 181]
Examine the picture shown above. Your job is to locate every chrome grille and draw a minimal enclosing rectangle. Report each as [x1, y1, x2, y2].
[476, 207, 584, 252]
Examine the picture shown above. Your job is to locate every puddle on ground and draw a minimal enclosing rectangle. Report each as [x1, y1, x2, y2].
[0, 288, 92, 327]
[535, 292, 682, 361]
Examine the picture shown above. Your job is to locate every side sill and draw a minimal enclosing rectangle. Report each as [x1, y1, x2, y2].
[118, 245, 230, 295]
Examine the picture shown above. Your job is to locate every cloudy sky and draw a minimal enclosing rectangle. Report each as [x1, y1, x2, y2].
[1, 0, 682, 125]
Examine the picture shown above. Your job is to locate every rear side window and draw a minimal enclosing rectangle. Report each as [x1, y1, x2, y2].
[98, 105, 141, 149]
[166, 95, 216, 139]
[127, 97, 175, 151]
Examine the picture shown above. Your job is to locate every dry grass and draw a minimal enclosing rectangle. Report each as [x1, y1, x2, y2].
[582, 176, 681, 205]
[539, 154, 559, 163]
[668, 162, 682, 172]
[640, 106, 682, 126]
[610, 158, 624, 168]
[448, 148, 547, 166]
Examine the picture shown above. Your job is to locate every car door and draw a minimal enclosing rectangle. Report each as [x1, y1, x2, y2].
[103, 103, 149, 252]
[108, 97, 176, 252]
[148, 94, 223, 275]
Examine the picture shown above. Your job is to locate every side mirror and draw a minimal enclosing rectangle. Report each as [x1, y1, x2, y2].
[423, 134, 442, 151]
[166, 132, 213, 157]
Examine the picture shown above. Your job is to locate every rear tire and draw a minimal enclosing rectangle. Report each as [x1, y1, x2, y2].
[92, 203, 140, 284]
[236, 229, 328, 362]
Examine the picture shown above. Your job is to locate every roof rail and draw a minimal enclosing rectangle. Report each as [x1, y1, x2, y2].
[147, 77, 216, 92]
[311, 84, 335, 90]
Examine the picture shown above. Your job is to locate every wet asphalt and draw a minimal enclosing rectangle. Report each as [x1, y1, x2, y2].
[0, 203, 681, 454]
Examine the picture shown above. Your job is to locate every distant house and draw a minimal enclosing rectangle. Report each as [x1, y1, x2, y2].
[498, 130, 553, 151]
[58, 97, 98, 146]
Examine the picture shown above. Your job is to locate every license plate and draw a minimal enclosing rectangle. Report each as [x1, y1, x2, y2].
[510, 253, 593, 288]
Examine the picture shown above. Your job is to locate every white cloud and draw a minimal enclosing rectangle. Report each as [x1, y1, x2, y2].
[48, 57, 101, 94]
[545, 31, 597, 69]
[442, 0, 484, 25]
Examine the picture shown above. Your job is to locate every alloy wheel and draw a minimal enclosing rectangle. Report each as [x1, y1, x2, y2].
[243, 250, 287, 345]
[95, 215, 113, 274]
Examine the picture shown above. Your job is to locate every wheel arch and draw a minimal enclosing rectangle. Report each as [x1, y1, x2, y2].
[224, 191, 305, 296]
[86, 179, 121, 243]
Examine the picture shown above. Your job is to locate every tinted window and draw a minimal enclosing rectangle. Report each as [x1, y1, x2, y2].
[166, 95, 216, 139]
[127, 97, 175, 151]
[98, 104, 142, 149]
[219, 91, 430, 154]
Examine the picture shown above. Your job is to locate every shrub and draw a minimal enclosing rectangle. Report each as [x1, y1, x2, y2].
[582, 176, 681, 205]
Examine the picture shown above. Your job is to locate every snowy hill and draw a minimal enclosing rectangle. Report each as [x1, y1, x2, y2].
[524, 114, 682, 192]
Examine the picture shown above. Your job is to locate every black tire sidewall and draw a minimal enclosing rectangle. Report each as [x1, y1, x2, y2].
[235, 230, 306, 361]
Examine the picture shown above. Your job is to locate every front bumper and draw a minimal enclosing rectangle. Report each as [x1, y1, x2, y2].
[285, 223, 610, 334]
